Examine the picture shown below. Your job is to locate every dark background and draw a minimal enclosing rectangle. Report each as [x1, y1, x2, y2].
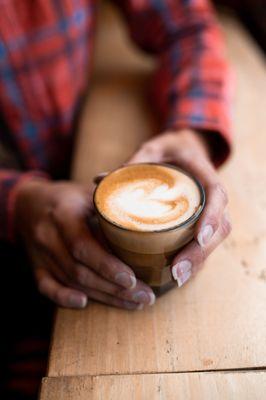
[216, 0, 266, 53]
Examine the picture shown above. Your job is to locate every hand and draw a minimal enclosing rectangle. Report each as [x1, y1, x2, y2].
[15, 180, 155, 309]
[128, 129, 232, 287]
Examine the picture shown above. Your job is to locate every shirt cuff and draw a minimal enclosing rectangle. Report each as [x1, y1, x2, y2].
[165, 98, 233, 168]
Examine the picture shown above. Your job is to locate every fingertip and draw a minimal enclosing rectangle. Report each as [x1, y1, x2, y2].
[195, 213, 220, 247]
[129, 274, 137, 289]
[68, 293, 87, 309]
[197, 224, 214, 247]
[172, 260, 192, 287]
[195, 181, 228, 246]
[123, 301, 141, 310]
[148, 292, 156, 306]
[115, 271, 136, 289]
[223, 210, 232, 226]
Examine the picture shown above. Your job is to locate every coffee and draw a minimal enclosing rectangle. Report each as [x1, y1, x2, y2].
[94, 164, 201, 232]
[94, 163, 205, 295]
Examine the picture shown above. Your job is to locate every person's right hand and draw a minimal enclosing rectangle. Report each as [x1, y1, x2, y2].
[14, 179, 155, 309]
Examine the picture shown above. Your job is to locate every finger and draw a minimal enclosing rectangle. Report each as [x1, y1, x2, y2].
[33, 224, 139, 304]
[171, 212, 232, 287]
[30, 244, 68, 285]
[167, 152, 228, 245]
[195, 182, 228, 247]
[170, 150, 216, 186]
[33, 221, 155, 305]
[116, 280, 155, 305]
[75, 265, 155, 306]
[51, 206, 139, 290]
[33, 220, 78, 281]
[85, 288, 143, 311]
[30, 247, 88, 308]
[127, 141, 162, 164]
[34, 224, 142, 302]
[35, 267, 87, 309]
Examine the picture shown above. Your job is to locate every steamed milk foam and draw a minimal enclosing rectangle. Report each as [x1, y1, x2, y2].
[95, 164, 201, 232]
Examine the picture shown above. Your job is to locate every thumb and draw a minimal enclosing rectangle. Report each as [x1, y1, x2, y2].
[127, 143, 162, 165]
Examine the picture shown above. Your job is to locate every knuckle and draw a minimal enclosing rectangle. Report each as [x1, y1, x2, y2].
[66, 264, 78, 282]
[99, 255, 116, 276]
[74, 266, 90, 286]
[112, 286, 124, 298]
[98, 259, 110, 277]
[37, 277, 47, 296]
[73, 266, 83, 283]
[183, 243, 206, 268]
[34, 222, 47, 246]
[177, 147, 193, 162]
[54, 290, 64, 306]
[211, 183, 228, 205]
[140, 141, 160, 157]
[50, 203, 64, 222]
[198, 245, 207, 263]
[203, 214, 219, 233]
[140, 141, 154, 153]
[221, 217, 232, 238]
[193, 241, 207, 263]
[71, 240, 86, 262]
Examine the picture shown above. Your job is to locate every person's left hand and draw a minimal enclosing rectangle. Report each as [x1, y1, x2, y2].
[127, 129, 232, 287]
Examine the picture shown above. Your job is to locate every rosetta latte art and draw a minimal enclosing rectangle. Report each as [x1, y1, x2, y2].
[95, 164, 201, 231]
[109, 180, 189, 224]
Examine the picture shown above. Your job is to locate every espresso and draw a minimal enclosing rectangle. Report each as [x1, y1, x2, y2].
[94, 164, 201, 232]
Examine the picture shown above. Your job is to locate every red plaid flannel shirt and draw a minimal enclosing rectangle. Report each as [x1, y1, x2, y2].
[0, 0, 233, 242]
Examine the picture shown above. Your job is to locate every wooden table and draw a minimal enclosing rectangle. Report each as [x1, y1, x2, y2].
[40, 3, 266, 399]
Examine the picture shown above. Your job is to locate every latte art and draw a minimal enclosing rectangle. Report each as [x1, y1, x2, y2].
[94, 164, 201, 231]
[110, 180, 189, 224]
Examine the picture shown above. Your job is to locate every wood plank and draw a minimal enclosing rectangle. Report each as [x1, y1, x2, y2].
[40, 371, 266, 400]
[48, 5, 266, 377]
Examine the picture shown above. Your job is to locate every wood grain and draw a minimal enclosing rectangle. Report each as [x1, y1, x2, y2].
[48, 2, 266, 380]
[40, 371, 266, 400]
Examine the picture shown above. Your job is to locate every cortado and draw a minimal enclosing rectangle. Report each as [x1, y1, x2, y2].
[94, 164, 201, 231]
[94, 163, 205, 294]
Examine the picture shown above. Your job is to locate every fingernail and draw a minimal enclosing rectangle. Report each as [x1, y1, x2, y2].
[197, 224, 214, 247]
[124, 301, 140, 310]
[132, 291, 156, 306]
[172, 260, 192, 287]
[69, 294, 87, 308]
[148, 292, 156, 306]
[115, 272, 136, 289]
[132, 291, 148, 303]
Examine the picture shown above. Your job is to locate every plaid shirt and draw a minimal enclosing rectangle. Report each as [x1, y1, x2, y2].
[0, 0, 233, 242]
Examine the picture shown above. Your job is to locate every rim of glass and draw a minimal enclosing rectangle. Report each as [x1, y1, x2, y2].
[93, 162, 206, 233]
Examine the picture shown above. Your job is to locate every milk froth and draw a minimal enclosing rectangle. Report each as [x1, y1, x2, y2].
[94, 164, 201, 231]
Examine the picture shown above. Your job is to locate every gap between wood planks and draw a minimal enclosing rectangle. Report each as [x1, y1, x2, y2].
[45, 366, 266, 379]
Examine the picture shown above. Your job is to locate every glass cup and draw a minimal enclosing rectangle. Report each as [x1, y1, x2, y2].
[93, 163, 205, 295]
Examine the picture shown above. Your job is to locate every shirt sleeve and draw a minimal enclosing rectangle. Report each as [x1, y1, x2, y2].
[114, 0, 234, 167]
[0, 169, 49, 242]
